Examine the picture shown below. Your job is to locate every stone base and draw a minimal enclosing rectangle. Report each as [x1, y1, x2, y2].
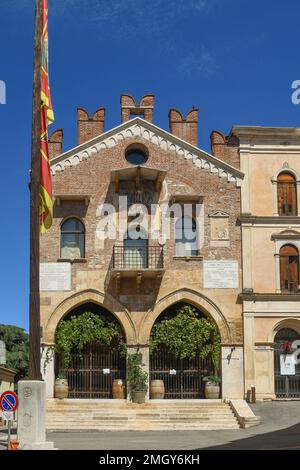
[21, 441, 56, 450]
[17, 380, 55, 450]
[229, 399, 261, 428]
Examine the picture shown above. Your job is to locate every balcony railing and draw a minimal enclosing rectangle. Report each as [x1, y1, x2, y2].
[281, 280, 300, 293]
[112, 246, 164, 270]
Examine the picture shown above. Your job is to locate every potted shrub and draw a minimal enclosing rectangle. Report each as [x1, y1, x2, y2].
[127, 351, 148, 403]
[150, 305, 221, 399]
[44, 312, 121, 398]
[203, 375, 221, 399]
[54, 372, 69, 399]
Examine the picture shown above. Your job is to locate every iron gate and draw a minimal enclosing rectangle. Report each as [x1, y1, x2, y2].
[150, 346, 213, 399]
[274, 328, 300, 398]
[56, 341, 126, 399]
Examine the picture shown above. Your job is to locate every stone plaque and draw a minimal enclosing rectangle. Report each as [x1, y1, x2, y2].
[211, 217, 229, 240]
[40, 263, 71, 291]
[203, 260, 239, 289]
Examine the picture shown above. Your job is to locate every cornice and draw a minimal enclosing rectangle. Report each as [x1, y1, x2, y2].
[231, 126, 300, 139]
[230, 126, 300, 155]
[50, 118, 244, 187]
[271, 230, 300, 241]
[239, 292, 300, 301]
[239, 215, 300, 225]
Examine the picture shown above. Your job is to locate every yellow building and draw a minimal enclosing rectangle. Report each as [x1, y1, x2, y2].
[232, 126, 300, 400]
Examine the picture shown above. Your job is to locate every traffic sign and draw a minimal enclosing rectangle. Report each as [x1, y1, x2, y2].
[2, 411, 14, 421]
[0, 391, 18, 412]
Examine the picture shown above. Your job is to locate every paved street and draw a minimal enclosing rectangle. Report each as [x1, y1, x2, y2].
[44, 402, 300, 450]
[1, 402, 300, 450]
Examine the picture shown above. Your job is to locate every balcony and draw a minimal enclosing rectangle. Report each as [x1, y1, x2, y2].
[108, 245, 165, 292]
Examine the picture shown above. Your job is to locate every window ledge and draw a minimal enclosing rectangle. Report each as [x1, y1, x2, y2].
[57, 258, 87, 264]
[173, 256, 203, 261]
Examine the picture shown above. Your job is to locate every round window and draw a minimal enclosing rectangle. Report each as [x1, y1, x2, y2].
[125, 148, 148, 165]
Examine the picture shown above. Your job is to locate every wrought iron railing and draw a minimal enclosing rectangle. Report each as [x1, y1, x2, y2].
[150, 345, 213, 399]
[113, 246, 164, 270]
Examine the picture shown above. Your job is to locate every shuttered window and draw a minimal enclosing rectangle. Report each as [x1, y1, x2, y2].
[280, 244, 300, 292]
[277, 172, 297, 216]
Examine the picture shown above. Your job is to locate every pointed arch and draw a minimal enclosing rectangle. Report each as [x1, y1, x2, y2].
[140, 288, 232, 344]
[43, 289, 137, 344]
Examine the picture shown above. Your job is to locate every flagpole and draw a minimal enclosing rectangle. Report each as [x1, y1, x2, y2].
[29, 0, 43, 381]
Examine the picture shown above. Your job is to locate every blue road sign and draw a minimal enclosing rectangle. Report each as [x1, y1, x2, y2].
[0, 391, 18, 412]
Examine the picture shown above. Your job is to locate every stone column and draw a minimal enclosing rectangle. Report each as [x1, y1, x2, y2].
[17, 380, 55, 450]
[254, 346, 275, 400]
[41, 346, 55, 399]
[243, 311, 256, 395]
[241, 225, 253, 290]
[274, 253, 281, 293]
[126, 345, 150, 401]
[140, 345, 150, 400]
[240, 151, 251, 214]
[297, 181, 300, 216]
[272, 178, 279, 216]
[221, 346, 244, 399]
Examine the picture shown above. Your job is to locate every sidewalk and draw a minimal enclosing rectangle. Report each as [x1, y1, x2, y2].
[45, 401, 300, 450]
[2, 402, 300, 450]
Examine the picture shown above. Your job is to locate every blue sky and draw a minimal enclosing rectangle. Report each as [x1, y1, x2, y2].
[0, 0, 299, 331]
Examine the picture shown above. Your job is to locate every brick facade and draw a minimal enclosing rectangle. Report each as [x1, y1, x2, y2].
[41, 95, 244, 399]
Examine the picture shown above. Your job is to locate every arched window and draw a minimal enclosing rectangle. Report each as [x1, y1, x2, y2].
[175, 217, 198, 257]
[280, 244, 300, 292]
[277, 172, 297, 216]
[123, 227, 148, 268]
[61, 218, 85, 259]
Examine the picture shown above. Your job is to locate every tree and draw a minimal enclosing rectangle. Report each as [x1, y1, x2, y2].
[150, 305, 221, 373]
[52, 312, 122, 377]
[0, 325, 29, 382]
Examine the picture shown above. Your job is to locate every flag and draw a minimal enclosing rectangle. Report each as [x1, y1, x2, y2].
[40, 0, 54, 233]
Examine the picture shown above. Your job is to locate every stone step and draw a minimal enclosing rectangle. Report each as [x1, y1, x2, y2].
[46, 400, 240, 431]
[46, 405, 229, 411]
[46, 399, 223, 406]
[46, 424, 239, 431]
[47, 403, 227, 410]
[47, 413, 237, 420]
[47, 412, 235, 418]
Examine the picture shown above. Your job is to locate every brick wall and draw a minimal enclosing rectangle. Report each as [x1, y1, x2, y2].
[41, 105, 243, 344]
[210, 130, 240, 169]
[77, 107, 105, 145]
[169, 108, 198, 147]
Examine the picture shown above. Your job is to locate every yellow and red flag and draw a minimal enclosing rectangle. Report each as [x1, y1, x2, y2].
[40, 0, 54, 233]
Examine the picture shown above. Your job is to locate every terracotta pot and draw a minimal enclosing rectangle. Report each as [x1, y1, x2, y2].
[131, 390, 146, 404]
[204, 382, 220, 399]
[150, 380, 165, 399]
[54, 378, 68, 399]
[112, 379, 125, 399]
[9, 440, 19, 451]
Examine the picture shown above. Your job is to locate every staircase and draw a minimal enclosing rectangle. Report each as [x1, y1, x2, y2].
[46, 399, 240, 431]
